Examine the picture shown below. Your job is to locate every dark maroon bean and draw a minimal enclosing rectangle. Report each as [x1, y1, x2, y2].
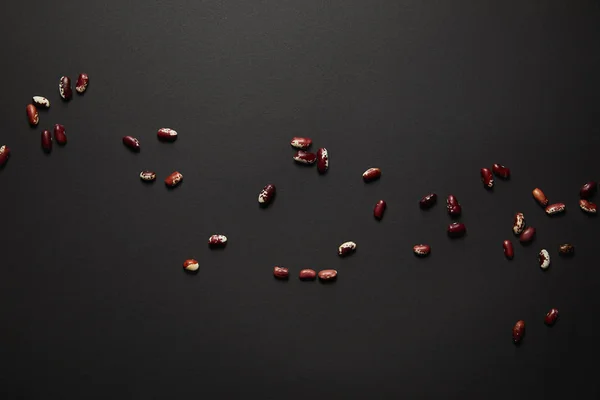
[362, 168, 381, 182]
[545, 203, 566, 216]
[579, 199, 597, 214]
[481, 167, 493, 188]
[273, 266, 289, 279]
[290, 137, 312, 149]
[122, 136, 140, 151]
[492, 163, 510, 179]
[419, 193, 437, 209]
[446, 195, 462, 217]
[580, 181, 597, 199]
[318, 269, 337, 281]
[447, 222, 466, 237]
[75, 73, 89, 93]
[513, 320, 525, 344]
[519, 227, 535, 243]
[299, 269, 316, 280]
[544, 308, 559, 326]
[53, 124, 67, 145]
[373, 200, 386, 220]
[413, 244, 431, 256]
[41, 130, 52, 153]
[0, 145, 10, 167]
[503, 240, 514, 259]
[157, 128, 177, 141]
[293, 150, 316, 164]
[59, 76, 72, 100]
[26, 104, 39, 126]
[316, 148, 329, 174]
[558, 243, 574, 256]
[258, 184, 276, 206]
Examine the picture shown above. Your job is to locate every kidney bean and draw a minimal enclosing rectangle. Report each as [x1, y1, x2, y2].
[503, 240, 514, 259]
[290, 137, 312, 149]
[538, 249, 550, 270]
[519, 227, 535, 243]
[0, 145, 10, 167]
[481, 167, 493, 188]
[558, 243, 574, 256]
[75, 73, 89, 93]
[165, 171, 183, 187]
[532, 188, 548, 207]
[513, 320, 525, 344]
[362, 167, 381, 182]
[273, 266, 289, 279]
[32, 96, 50, 108]
[53, 124, 67, 145]
[208, 234, 228, 247]
[26, 104, 39, 126]
[122, 136, 140, 151]
[139, 171, 156, 182]
[545, 203, 566, 216]
[544, 308, 559, 326]
[293, 150, 316, 164]
[579, 199, 597, 214]
[492, 163, 510, 179]
[446, 195, 462, 217]
[316, 148, 329, 174]
[419, 193, 437, 209]
[374, 200, 386, 220]
[338, 241, 357, 256]
[59, 76, 72, 100]
[413, 244, 431, 256]
[318, 269, 337, 281]
[258, 184, 276, 205]
[299, 269, 317, 280]
[183, 259, 199, 272]
[580, 181, 597, 199]
[157, 128, 178, 142]
[512, 212, 525, 235]
[447, 222, 466, 237]
[41, 130, 52, 153]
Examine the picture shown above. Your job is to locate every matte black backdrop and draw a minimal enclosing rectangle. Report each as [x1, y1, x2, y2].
[1, 1, 599, 399]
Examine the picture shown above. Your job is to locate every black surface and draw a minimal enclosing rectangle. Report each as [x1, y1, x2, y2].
[1, 1, 599, 398]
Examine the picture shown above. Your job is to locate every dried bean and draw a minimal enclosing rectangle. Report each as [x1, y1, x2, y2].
[139, 171, 156, 182]
[519, 227, 535, 243]
[512, 320, 525, 344]
[75, 73, 89, 93]
[32, 96, 50, 108]
[419, 193, 437, 209]
[532, 188, 548, 207]
[580, 181, 597, 199]
[579, 199, 597, 214]
[373, 200, 386, 220]
[165, 171, 183, 187]
[183, 259, 199, 272]
[544, 308, 559, 326]
[538, 249, 550, 270]
[447, 222, 466, 237]
[290, 137, 312, 149]
[273, 266, 289, 279]
[293, 150, 316, 164]
[338, 241, 356, 256]
[513, 212, 526, 235]
[503, 240, 514, 259]
[258, 184, 276, 205]
[558, 243, 574, 256]
[545, 203, 566, 216]
[157, 128, 178, 142]
[481, 167, 493, 188]
[362, 167, 381, 182]
[41, 130, 52, 153]
[0, 145, 10, 167]
[318, 269, 337, 281]
[122, 136, 140, 151]
[208, 234, 228, 247]
[299, 269, 317, 280]
[26, 104, 39, 126]
[492, 163, 510, 179]
[446, 195, 462, 217]
[59, 76, 72, 100]
[53, 124, 67, 145]
[316, 148, 329, 174]
[413, 244, 431, 256]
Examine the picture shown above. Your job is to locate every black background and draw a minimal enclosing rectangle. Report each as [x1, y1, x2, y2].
[1, 1, 599, 399]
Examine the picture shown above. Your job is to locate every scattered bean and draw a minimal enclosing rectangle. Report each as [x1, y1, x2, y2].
[512, 320, 525, 344]
[183, 259, 199, 272]
[59, 76, 72, 100]
[208, 234, 228, 247]
[32, 96, 50, 108]
[122, 136, 140, 151]
[139, 171, 156, 182]
[579, 199, 597, 214]
[532, 188, 548, 207]
[293, 150, 316, 164]
[492, 163, 510, 179]
[273, 266, 289, 279]
[316, 148, 329, 174]
[481, 167, 494, 188]
[53, 124, 67, 145]
[41, 130, 52, 153]
[318, 269, 337, 281]
[0, 145, 10, 167]
[362, 167, 381, 182]
[538, 249, 550, 270]
[290, 137, 312, 149]
[157, 128, 178, 142]
[545, 203, 566, 216]
[419, 193, 437, 209]
[75, 73, 89, 93]
[338, 241, 357, 256]
[544, 308, 559, 326]
[299, 269, 317, 280]
[374, 200, 386, 220]
[447, 222, 466, 237]
[413, 244, 431, 256]
[503, 240, 514, 259]
[258, 184, 276, 205]
[165, 171, 183, 187]
[513, 212, 526, 235]
[580, 181, 597, 199]
[26, 104, 39, 126]
[446, 195, 462, 217]
[558, 243, 574, 256]
[519, 227, 536, 243]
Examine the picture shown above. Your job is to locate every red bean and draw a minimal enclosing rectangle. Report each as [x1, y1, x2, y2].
[512, 212, 525, 235]
[446, 195, 462, 217]
[519, 227, 536, 243]
[32, 96, 50, 108]
[419, 193, 437, 209]
[122, 136, 140, 151]
[318, 269, 337, 281]
[492, 163, 510, 179]
[273, 266, 289, 279]
[208, 234, 228, 247]
[338, 241, 357, 256]
[290, 137, 312, 149]
[413, 244, 431, 256]
[512, 320, 525, 344]
[373, 200, 386, 220]
[41, 130, 52, 153]
[503, 240, 514, 259]
[532, 188, 548, 207]
[293, 150, 316, 164]
[258, 184, 276, 205]
[362, 167, 381, 182]
[59, 76, 72, 100]
[0, 145, 10, 167]
[545, 203, 566, 216]
[53, 124, 67, 145]
[316, 148, 329, 174]
[580, 181, 597, 199]
[299, 269, 317, 280]
[26, 104, 39, 126]
[139, 171, 156, 182]
[157, 128, 178, 142]
[447, 222, 466, 237]
[165, 171, 183, 187]
[544, 308, 559, 326]
[579, 199, 597, 214]
[558, 243, 574, 256]
[480, 167, 493, 188]
[183, 259, 199, 272]
[75, 73, 89, 93]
